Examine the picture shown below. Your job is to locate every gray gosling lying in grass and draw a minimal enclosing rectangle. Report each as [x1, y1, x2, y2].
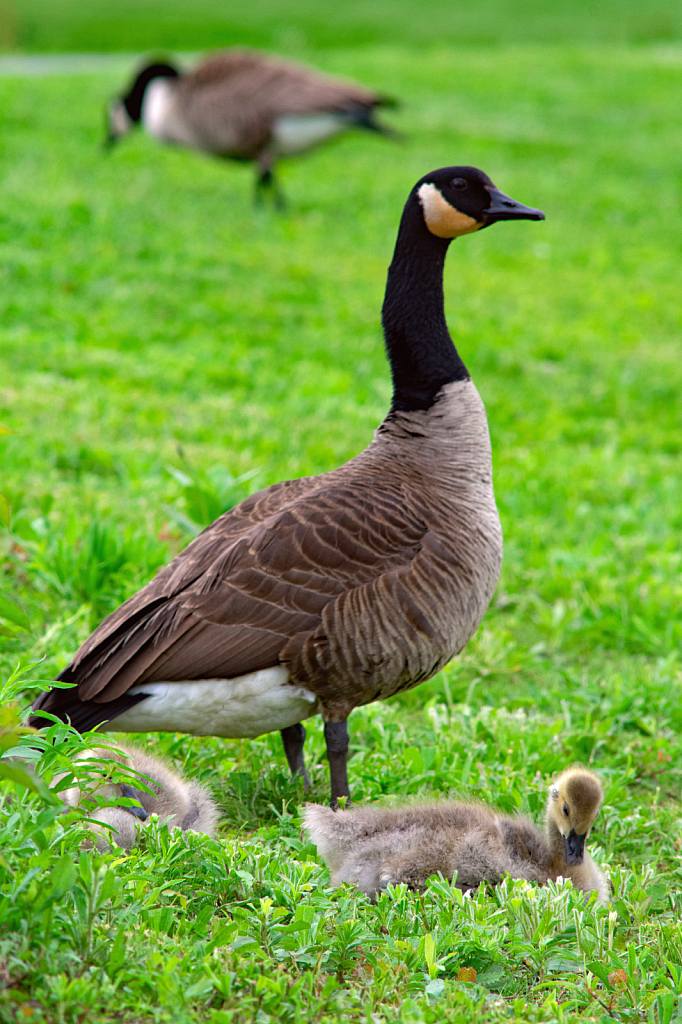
[304, 769, 608, 901]
[62, 743, 218, 852]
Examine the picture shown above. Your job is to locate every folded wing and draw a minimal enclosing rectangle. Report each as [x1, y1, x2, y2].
[34, 471, 426, 719]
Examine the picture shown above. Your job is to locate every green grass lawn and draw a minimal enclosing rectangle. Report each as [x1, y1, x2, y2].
[5, 0, 682, 51]
[1, 30, 682, 1024]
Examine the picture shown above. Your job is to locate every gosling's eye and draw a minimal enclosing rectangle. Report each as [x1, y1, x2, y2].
[562, 803, 569, 817]
[451, 178, 467, 191]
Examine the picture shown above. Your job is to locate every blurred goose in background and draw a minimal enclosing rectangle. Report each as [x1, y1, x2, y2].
[31, 166, 543, 806]
[105, 50, 397, 204]
[304, 768, 609, 901]
[62, 743, 218, 852]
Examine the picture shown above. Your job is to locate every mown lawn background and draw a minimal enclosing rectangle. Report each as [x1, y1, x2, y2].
[1, 1, 682, 1021]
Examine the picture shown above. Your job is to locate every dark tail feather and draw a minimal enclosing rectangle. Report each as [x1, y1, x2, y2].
[28, 687, 149, 733]
[352, 108, 403, 141]
[375, 93, 400, 110]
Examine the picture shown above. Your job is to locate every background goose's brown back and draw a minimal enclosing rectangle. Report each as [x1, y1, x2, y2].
[176, 51, 383, 157]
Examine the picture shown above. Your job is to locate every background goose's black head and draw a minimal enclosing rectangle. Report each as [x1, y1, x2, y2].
[105, 61, 180, 147]
[415, 166, 545, 238]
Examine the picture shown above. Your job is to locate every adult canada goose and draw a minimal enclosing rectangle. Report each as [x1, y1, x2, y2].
[304, 769, 609, 901]
[105, 51, 396, 204]
[30, 166, 544, 805]
[61, 743, 218, 852]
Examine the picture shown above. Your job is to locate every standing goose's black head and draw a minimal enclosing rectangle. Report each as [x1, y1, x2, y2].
[105, 61, 180, 148]
[414, 166, 544, 238]
[383, 165, 544, 412]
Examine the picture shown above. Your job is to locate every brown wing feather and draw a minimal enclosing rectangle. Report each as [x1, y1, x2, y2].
[185, 51, 380, 110]
[62, 476, 317, 673]
[55, 469, 426, 706]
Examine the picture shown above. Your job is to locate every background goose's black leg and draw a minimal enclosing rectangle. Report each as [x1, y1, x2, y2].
[270, 173, 286, 212]
[254, 166, 271, 205]
[254, 154, 286, 210]
[280, 723, 311, 790]
[325, 719, 350, 808]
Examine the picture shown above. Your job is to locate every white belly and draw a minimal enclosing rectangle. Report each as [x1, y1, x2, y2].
[107, 667, 321, 738]
[272, 113, 349, 156]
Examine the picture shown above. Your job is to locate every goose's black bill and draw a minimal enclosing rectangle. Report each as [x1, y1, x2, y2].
[484, 187, 545, 224]
[565, 828, 586, 865]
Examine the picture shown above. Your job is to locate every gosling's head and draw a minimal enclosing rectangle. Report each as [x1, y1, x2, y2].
[414, 166, 544, 239]
[105, 61, 180, 148]
[547, 769, 603, 866]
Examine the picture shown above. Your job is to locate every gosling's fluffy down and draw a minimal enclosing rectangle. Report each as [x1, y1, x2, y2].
[61, 744, 218, 852]
[304, 769, 608, 901]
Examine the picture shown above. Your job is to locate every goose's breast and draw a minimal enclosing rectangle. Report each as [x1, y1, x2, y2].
[107, 667, 320, 738]
[142, 79, 198, 148]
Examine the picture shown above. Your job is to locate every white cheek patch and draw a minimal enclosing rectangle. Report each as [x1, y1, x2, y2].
[141, 78, 174, 139]
[418, 182, 482, 238]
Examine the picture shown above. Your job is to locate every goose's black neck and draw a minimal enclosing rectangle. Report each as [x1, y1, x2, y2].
[382, 192, 469, 412]
[123, 63, 179, 123]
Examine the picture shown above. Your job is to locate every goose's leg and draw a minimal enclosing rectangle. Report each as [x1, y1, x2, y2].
[254, 151, 286, 210]
[254, 167, 269, 204]
[280, 723, 311, 791]
[324, 719, 350, 808]
[257, 169, 286, 211]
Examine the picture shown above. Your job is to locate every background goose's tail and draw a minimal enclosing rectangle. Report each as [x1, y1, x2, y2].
[352, 104, 403, 140]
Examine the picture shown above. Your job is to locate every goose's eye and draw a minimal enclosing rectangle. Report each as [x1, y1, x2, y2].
[451, 178, 467, 191]
[562, 803, 569, 817]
